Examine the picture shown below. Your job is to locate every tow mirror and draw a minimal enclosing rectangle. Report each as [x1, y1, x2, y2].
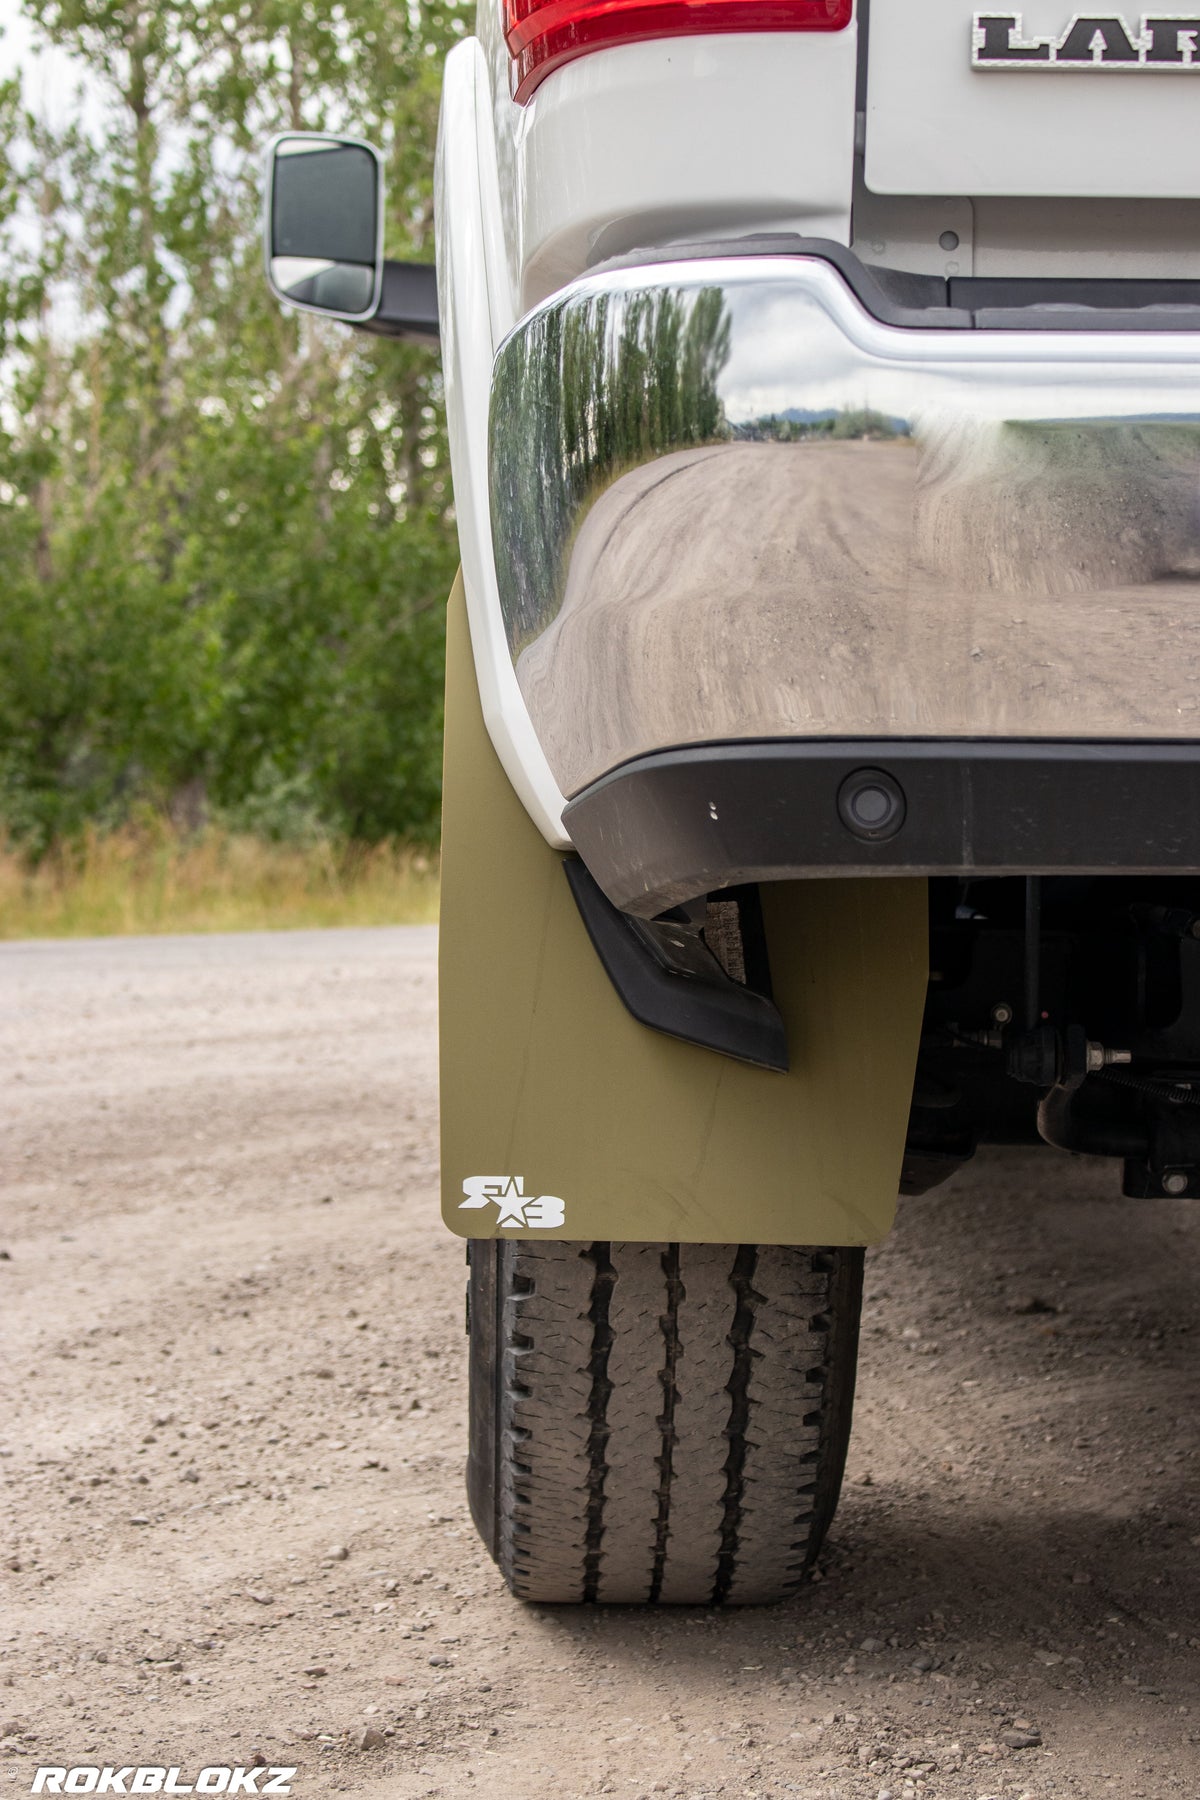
[265, 132, 384, 323]
[263, 132, 440, 344]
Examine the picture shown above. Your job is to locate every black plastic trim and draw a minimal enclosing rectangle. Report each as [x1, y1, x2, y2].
[950, 274, 1200, 311]
[355, 260, 439, 344]
[589, 236, 969, 329]
[587, 236, 1200, 333]
[563, 860, 789, 1071]
[564, 740, 1200, 917]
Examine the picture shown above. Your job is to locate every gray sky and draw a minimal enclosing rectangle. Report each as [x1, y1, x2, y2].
[0, 0, 96, 129]
[0, 0, 31, 71]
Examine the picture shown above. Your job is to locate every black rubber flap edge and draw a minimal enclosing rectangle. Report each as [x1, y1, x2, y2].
[563, 860, 788, 1073]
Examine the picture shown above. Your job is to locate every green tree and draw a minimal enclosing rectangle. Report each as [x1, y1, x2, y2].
[0, 0, 463, 851]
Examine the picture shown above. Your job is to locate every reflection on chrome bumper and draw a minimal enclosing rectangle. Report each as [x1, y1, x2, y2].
[490, 256, 1200, 801]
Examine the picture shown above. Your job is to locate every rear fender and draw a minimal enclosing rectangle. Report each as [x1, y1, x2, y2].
[439, 571, 928, 1245]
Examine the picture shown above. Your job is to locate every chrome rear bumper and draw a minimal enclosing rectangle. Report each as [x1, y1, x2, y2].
[490, 255, 1200, 802]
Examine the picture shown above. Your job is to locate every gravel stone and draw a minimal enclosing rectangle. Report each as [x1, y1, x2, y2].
[1000, 1728, 1043, 1750]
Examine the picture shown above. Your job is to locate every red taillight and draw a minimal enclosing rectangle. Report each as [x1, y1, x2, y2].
[505, 0, 854, 103]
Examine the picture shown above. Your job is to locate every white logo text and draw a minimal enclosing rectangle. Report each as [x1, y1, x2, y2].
[459, 1175, 565, 1228]
[30, 1771, 297, 1796]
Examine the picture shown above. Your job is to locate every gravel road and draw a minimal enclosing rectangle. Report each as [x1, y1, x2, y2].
[2, 927, 1198, 1799]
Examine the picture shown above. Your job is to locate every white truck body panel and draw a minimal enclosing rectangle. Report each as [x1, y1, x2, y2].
[476, 16, 860, 309]
[436, 38, 569, 845]
[440, 21, 862, 845]
[851, 191, 1200, 281]
[867, 0, 1200, 198]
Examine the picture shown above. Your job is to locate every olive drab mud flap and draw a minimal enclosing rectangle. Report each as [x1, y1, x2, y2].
[439, 572, 928, 1245]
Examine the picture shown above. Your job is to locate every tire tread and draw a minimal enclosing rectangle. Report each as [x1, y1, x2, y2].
[471, 1238, 863, 1606]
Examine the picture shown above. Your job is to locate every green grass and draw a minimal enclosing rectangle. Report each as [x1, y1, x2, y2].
[0, 824, 440, 939]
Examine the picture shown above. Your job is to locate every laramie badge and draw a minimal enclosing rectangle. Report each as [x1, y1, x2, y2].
[973, 12, 1200, 66]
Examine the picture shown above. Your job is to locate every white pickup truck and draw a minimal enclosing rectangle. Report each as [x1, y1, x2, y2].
[266, 2, 1200, 1607]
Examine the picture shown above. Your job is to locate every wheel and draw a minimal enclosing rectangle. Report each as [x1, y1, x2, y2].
[466, 1240, 864, 1605]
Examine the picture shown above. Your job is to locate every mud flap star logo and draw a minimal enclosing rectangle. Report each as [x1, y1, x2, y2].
[460, 1175, 565, 1228]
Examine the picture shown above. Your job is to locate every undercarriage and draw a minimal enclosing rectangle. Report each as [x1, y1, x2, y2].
[909, 874, 1200, 1200]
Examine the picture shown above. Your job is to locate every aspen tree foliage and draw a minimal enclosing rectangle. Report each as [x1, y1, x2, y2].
[0, 0, 464, 850]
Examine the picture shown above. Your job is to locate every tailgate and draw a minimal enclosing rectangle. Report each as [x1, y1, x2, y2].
[865, 0, 1200, 197]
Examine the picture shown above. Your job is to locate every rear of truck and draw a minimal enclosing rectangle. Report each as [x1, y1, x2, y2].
[443, 0, 1200, 856]
[432, 1, 1200, 1602]
[437, 3, 1200, 1605]
[441, 0, 1200, 1176]
[259, 1, 1198, 1604]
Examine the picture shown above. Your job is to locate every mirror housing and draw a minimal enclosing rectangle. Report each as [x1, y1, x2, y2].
[265, 132, 384, 323]
[263, 131, 440, 343]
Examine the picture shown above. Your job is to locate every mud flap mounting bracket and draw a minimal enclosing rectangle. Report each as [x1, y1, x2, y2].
[563, 861, 789, 1073]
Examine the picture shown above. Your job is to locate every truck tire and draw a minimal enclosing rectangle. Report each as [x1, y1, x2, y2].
[466, 1240, 863, 1605]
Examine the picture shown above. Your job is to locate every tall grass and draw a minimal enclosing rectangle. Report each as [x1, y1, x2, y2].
[0, 824, 440, 939]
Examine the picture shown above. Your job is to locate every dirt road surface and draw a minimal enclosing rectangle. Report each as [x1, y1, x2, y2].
[2, 927, 1198, 1800]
